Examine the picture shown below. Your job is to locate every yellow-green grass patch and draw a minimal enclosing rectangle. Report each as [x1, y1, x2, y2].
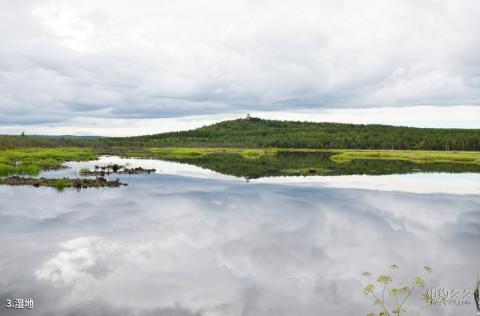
[144, 147, 278, 159]
[328, 149, 480, 165]
[0, 147, 97, 177]
[124, 147, 480, 165]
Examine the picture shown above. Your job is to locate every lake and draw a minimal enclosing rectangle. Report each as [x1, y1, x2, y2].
[1, 156, 479, 315]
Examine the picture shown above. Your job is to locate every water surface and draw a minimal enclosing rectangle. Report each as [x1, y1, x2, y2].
[1, 157, 479, 315]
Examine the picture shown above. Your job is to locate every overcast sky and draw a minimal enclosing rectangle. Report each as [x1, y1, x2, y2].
[1, 0, 480, 135]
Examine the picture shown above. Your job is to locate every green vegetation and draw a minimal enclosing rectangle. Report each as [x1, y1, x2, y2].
[79, 168, 91, 176]
[110, 118, 480, 151]
[329, 149, 480, 164]
[3, 118, 480, 152]
[1, 117, 480, 180]
[124, 148, 480, 178]
[0, 164, 40, 177]
[362, 265, 433, 315]
[129, 147, 278, 159]
[55, 179, 67, 191]
[131, 147, 480, 165]
[2, 145, 480, 180]
[0, 148, 97, 177]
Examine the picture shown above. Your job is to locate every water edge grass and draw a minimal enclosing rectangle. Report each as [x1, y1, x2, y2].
[2, 146, 480, 179]
[328, 149, 480, 165]
[116, 147, 480, 178]
[123, 147, 480, 165]
[129, 147, 279, 159]
[55, 179, 67, 191]
[0, 147, 97, 177]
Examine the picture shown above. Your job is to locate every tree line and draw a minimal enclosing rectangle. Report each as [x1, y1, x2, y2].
[109, 118, 480, 151]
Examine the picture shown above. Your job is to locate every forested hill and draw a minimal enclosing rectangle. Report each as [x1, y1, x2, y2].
[110, 118, 480, 151]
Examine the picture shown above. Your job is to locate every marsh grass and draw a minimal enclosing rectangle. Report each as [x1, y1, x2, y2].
[55, 179, 67, 191]
[115, 147, 480, 178]
[329, 149, 480, 165]
[143, 147, 278, 159]
[2, 145, 480, 179]
[79, 168, 91, 176]
[0, 148, 97, 177]
[131, 147, 480, 165]
[0, 164, 41, 177]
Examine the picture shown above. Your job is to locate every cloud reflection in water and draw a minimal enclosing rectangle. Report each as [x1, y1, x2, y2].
[0, 171, 479, 316]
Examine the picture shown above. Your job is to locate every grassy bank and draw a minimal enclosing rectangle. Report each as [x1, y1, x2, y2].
[140, 147, 278, 159]
[2, 145, 480, 179]
[112, 147, 480, 178]
[328, 149, 480, 165]
[124, 147, 480, 178]
[0, 148, 97, 176]
[125, 147, 480, 165]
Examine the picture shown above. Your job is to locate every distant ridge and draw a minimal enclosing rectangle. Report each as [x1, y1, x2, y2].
[110, 117, 480, 151]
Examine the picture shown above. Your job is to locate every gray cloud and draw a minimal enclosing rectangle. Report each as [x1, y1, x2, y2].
[1, 0, 480, 126]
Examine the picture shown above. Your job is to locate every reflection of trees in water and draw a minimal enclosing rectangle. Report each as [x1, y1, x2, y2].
[159, 151, 480, 179]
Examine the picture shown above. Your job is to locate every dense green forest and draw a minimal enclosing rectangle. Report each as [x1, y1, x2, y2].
[109, 117, 480, 151]
[3, 117, 480, 151]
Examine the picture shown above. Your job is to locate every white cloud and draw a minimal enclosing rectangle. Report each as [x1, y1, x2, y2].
[35, 237, 124, 284]
[0, 105, 478, 136]
[1, 0, 480, 129]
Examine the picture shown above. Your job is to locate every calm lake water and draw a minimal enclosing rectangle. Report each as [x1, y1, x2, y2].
[1, 156, 480, 315]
